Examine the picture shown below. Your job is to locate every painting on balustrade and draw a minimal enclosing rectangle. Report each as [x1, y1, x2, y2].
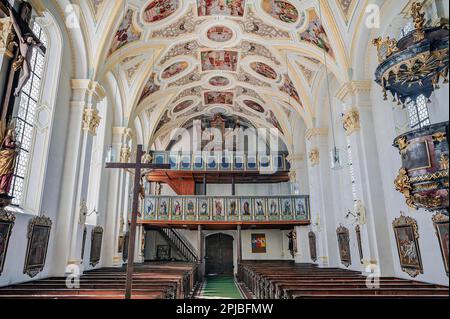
[201, 51, 239, 72]
[252, 234, 267, 254]
[281, 198, 293, 219]
[198, 0, 245, 17]
[246, 155, 258, 170]
[158, 197, 171, 220]
[254, 198, 267, 220]
[23, 216, 52, 278]
[180, 154, 192, 170]
[172, 199, 183, 220]
[198, 198, 211, 221]
[432, 213, 449, 276]
[143, 0, 179, 23]
[240, 198, 253, 221]
[220, 154, 232, 170]
[227, 198, 240, 221]
[206, 154, 219, 170]
[233, 154, 245, 170]
[272, 154, 286, 171]
[183, 198, 196, 221]
[213, 198, 225, 221]
[193, 154, 205, 170]
[308, 231, 318, 262]
[268, 198, 280, 220]
[294, 197, 308, 220]
[0, 218, 14, 275]
[393, 216, 423, 277]
[144, 197, 157, 220]
[337, 226, 352, 268]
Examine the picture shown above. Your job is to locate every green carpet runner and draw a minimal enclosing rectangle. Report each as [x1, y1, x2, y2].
[200, 276, 243, 299]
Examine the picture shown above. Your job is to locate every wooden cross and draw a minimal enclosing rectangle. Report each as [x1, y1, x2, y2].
[106, 144, 170, 300]
[0, 0, 46, 122]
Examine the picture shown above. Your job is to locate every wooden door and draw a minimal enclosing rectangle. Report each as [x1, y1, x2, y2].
[205, 233, 234, 275]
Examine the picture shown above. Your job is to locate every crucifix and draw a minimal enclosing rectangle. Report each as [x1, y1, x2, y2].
[0, 0, 46, 122]
[105, 144, 170, 299]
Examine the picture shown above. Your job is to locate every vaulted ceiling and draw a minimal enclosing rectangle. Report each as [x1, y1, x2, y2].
[70, 0, 365, 149]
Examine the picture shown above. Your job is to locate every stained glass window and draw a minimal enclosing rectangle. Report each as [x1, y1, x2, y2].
[9, 22, 47, 206]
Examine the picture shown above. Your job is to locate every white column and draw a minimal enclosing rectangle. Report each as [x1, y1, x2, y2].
[305, 128, 341, 268]
[52, 80, 105, 274]
[337, 81, 396, 275]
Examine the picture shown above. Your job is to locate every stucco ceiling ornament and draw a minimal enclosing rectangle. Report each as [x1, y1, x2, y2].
[159, 41, 200, 66]
[151, 8, 204, 38]
[239, 9, 290, 39]
[236, 71, 272, 88]
[239, 41, 281, 65]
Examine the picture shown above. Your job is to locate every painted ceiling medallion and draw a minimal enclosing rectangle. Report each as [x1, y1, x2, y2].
[299, 10, 334, 58]
[143, 0, 179, 23]
[173, 100, 194, 113]
[262, 0, 299, 24]
[201, 51, 238, 72]
[205, 92, 234, 105]
[162, 61, 189, 79]
[198, 0, 245, 17]
[207, 26, 234, 42]
[209, 76, 231, 87]
[244, 100, 265, 113]
[250, 62, 278, 80]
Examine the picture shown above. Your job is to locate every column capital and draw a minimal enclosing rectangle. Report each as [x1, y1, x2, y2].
[342, 107, 361, 136]
[0, 17, 16, 58]
[305, 128, 328, 141]
[71, 79, 106, 101]
[336, 80, 372, 103]
[82, 108, 101, 136]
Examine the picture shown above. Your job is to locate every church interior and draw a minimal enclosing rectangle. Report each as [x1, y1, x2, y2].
[0, 0, 448, 301]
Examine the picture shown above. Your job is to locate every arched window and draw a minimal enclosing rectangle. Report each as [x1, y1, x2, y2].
[9, 21, 48, 206]
[407, 94, 430, 129]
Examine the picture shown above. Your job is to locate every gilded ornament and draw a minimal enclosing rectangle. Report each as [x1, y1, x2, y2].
[411, 2, 426, 42]
[394, 168, 417, 209]
[439, 154, 449, 171]
[432, 132, 447, 143]
[343, 108, 361, 136]
[372, 37, 398, 63]
[309, 148, 320, 167]
[397, 136, 409, 153]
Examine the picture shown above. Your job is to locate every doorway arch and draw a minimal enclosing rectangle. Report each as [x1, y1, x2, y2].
[205, 233, 234, 275]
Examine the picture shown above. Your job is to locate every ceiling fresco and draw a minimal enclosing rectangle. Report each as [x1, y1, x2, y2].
[81, 0, 358, 148]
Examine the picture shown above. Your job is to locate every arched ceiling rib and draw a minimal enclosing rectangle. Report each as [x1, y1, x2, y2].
[59, 0, 365, 148]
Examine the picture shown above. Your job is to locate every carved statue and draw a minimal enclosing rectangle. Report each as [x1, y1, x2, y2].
[9, 8, 43, 97]
[0, 120, 20, 196]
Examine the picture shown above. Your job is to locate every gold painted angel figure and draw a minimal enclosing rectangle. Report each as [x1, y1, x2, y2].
[9, 7, 44, 97]
[0, 120, 20, 196]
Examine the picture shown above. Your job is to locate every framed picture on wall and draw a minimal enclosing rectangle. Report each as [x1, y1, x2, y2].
[227, 198, 239, 221]
[268, 198, 280, 220]
[309, 231, 318, 262]
[213, 198, 225, 221]
[252, 234, 267, 253]
[23, 216, 52, 278]
[240, 198, 253, 221]
[356, 225, 364, 264]
[393, 215, 423, 278]
[254, 198, 267, 221]
[337, 225, 352, 268]
[0, 211, 15, 276]
[198, 198, 211, 221]
[402, 140, 432, 171]
[185, 198, 197, 221]
[432, 213, 449, 276]
[90, 226, 104, 267]
[157, 245, 171, 261]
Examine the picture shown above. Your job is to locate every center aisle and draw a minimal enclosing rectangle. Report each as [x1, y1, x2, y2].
[198, 276, 243, 299]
